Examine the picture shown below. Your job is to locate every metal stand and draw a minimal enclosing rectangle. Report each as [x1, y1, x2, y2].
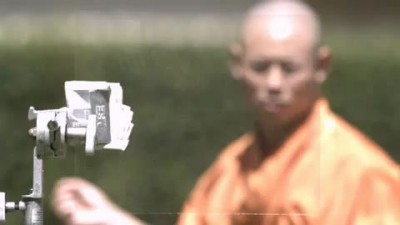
[2, 147, 44, 225]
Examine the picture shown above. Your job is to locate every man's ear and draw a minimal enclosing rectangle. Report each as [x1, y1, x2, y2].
[229, 43, 244, 80]
[314, 46, 332, 85]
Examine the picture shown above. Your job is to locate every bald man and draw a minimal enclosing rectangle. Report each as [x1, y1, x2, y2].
[52, 0, 400, 225]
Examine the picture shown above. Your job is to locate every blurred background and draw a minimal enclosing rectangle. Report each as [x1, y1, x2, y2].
[0, 0, 399, 224]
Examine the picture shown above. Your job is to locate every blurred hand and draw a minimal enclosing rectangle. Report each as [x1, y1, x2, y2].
[52, 177, 146, 225]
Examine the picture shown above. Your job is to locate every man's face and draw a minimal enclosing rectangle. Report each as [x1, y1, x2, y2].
[234, 22, 325, 124]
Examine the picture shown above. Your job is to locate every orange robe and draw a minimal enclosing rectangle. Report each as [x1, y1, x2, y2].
[177, 98, 400, 225]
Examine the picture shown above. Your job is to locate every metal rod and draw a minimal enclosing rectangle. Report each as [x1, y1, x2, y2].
[23, 147, 43, 225]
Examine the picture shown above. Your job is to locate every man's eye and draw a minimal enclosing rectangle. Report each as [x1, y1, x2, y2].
[250, 62, 270, 73]
[281, 63, 299, 74]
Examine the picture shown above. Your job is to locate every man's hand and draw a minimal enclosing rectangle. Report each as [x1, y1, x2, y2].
[52, 177, 146, 225]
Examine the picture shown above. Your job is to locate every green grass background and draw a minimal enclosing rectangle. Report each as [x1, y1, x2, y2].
[0, 28, 399, 225]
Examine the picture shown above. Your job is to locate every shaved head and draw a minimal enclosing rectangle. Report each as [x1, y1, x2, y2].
[230, 0, 331, 128]
[241, 0, 321, 50]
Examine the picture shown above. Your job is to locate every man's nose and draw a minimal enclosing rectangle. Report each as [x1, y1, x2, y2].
[266, 65, 283, 94]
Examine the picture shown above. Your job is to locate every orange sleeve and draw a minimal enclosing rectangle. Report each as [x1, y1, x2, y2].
[176, 162, 223, 225]
[347, 169, 400, 225]
[267, 170, 400, 225]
